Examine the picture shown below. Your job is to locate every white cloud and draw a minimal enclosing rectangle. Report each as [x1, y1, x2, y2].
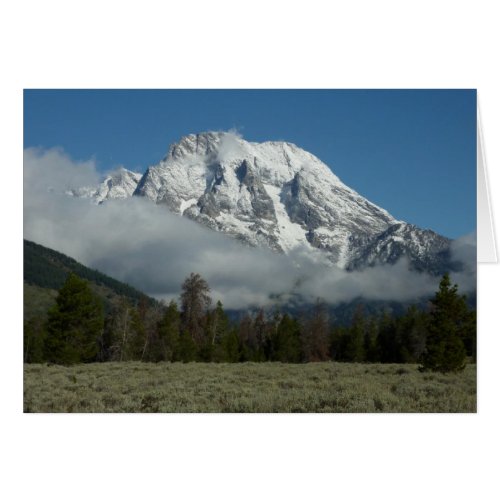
[23, 147, 476, 309]
[216, 129, 245, 163]
[24, 147, 100, 193]
[449, 231, 477, 294]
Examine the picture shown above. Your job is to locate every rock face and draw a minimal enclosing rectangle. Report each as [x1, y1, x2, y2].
[78, 131, 452, 273]
[346, 222, 451, 274]
[69, 167, 142, 204]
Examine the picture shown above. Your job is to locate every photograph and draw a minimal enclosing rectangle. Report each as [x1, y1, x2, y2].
[23, 89, 477, 413]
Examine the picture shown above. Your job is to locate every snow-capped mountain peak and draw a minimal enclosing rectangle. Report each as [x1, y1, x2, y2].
[131, 132, 399, 265]
[69, 167, 142, 204]
[75, 131, 450, 273]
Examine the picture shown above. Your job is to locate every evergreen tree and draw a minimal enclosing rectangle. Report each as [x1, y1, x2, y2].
[180, 273, 211, 345]
[204, 300, 231, 361]
[122, 307, 146, 361]
[300, 300, 330, 362]
[177, 330, 197, 362]
[274, 314, 301, 363]
[364, 316, 380, 362]
[140, 301, 165, 362]
[344, 306, 366, 362]
[252, 309, 268, 361]
[460, 308, 477, 362]
[237, 314, 255, 361]
[156, 300, 181, 361]
[397, 306, 428, 363]
[420, 274, 469, 373]
[329, 325, 348, 361]
[377, 311, 399, 363]
[44, 274, 104, 364]
[219, 328, 240, 362]
[262, 310, 281, 360]
[97, 312, 115, 362]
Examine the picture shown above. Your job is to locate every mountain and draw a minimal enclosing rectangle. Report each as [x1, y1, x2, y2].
[68, 167, 142, 204]
[24, 239, 155, 322]
[75, 131, 452, 273]
[346, 222, 452, 274]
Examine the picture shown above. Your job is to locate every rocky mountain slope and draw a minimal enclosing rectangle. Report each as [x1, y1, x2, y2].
[75, 131, 452, 273]
[69, 167, 142, 204]
[346, 223, 451, 274]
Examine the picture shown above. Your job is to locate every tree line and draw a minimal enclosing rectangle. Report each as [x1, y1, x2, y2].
[24, 272, 476, 372]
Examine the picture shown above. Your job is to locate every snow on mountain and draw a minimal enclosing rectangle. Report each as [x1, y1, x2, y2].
[346, 222, 451, 274]
[69, 167, 142, 204]
[132, 132, 400, 266]
[75, 131, 452, 273]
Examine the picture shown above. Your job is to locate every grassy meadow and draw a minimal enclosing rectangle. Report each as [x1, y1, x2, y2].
[23, 362, 476, 413]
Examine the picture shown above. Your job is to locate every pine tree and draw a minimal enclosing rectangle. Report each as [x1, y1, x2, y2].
[300, 300, 330, 362]
[44, 274, 104, 364]
[177, 330, 197, 362]
[252, 309, 268, 361]
[140, 301, 165, 362]
[420, 274, 469, 373]
[329, 325, 348, 361]
[260, 310, 278, 360]
[364, 316, 380, 362]
[122, 307, 146, 361]
[180, 273, 211, 345]
[377, 311, 399, 363]
[460, 308, 477, 362]
[237, 314, 255, 361]
[274, 314, 301, 363]
[397, 306, 428, 363]
[220, 328, 240, 362]
[157, 300, 181, 361]
[208, 301, 232, 362]
[344, 306, 366, 362]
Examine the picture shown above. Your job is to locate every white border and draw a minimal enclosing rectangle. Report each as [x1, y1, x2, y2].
[2, 2, 499, 499]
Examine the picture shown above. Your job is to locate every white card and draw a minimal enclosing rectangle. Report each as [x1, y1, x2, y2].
[477, 102, 497, 262]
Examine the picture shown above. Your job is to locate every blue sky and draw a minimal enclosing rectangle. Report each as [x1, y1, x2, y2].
[24, 89, 476, 238]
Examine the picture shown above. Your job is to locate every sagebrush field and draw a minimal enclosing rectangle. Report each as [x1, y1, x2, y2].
[23, 362, 476, 413]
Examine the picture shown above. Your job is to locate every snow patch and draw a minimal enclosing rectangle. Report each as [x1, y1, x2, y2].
[264, 184, 308, 251]
[179, 198, 198, 215]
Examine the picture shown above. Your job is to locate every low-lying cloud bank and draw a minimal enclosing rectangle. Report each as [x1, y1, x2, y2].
[23, 148, 477, 309]
[448, 231, 477, 296]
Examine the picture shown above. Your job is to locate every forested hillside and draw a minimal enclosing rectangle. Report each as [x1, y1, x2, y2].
[24, 239, 154, 306]
[24, 240, 159, 362]
[23, 240, 476, 373]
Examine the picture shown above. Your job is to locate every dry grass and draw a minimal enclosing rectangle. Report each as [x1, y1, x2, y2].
[23, 362, 476, 413]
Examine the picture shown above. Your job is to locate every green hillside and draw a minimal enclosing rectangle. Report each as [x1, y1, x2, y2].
[24, 239, 156, 320]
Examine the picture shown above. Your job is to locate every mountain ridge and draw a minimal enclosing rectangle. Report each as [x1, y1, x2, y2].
[73, 131, 453, 274]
